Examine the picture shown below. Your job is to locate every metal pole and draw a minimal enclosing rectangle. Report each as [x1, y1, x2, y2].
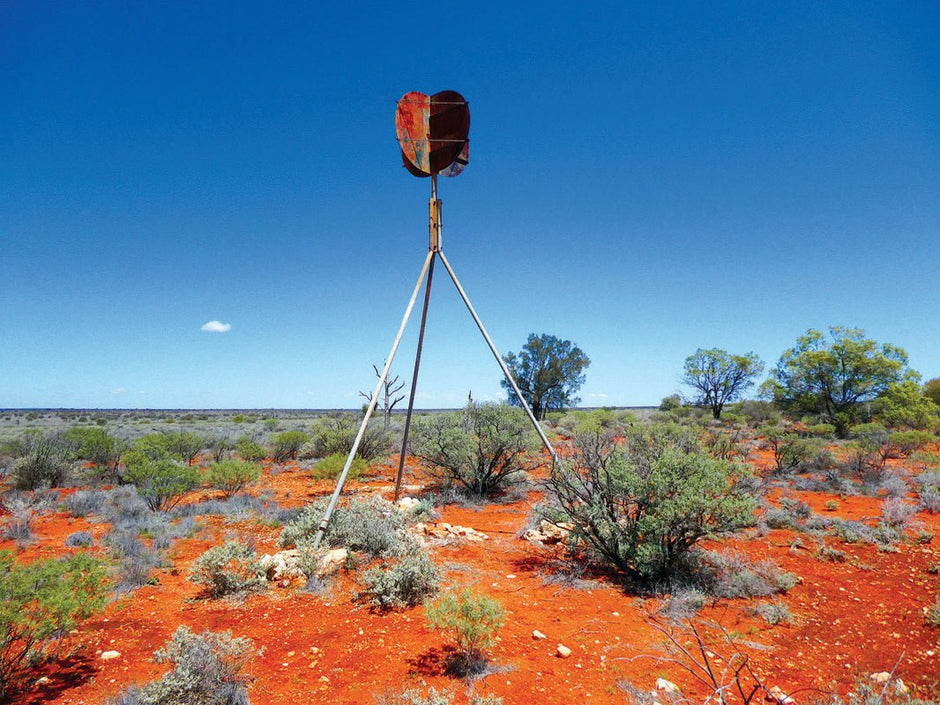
[437, 250, 562, 468]
[312, 249, 435, 549]
[394, 253, 435, 501]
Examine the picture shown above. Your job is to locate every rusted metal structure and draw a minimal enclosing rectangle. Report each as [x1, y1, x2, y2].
[313, 90, 559, 548]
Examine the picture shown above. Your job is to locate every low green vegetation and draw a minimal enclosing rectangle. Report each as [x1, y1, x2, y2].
[426, 587, 505, 677]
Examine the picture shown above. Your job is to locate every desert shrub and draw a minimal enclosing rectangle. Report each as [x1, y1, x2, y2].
[830, 519, 876, 544]
[124, 433, 175, 466]
[309, 415, 390, 461]
[10, 432, 74, 490]
[410, 402, 537, 499]
[889, 430, 935, 457]
[126, 459, 200, 512]
[658, 394, 682, 412]
[0, 551, 109, 701]
[269, 431, 309, 463]
[753, 600, 792, 625]
[376, 688, 502, 705]
[234, 436, 266, 463]
[760, 427, 822, 475]
[127, 626, 255, 705]
[540, 424, 757, 582]
[805, 422, 836, 437]
[65, 426, 124, 480]
[65, 531, 94, 547]
[701, 551, 798, 598]
[189, 540, 267, 599]
[64, 489, 106, 517]
[163, 432, 204, 466]
[311, 453, 367, 480]
[0, 513, 33, 546]
[357, 548, 441, 609]
[280, 496, 411, 558]
[205, 460, 260, 500]
[920, 488, 940, 514]
[814, 543, 847, 562]
[926, 595, 940, 627]
[426, 587, 504, 677]
[881, 497, 918, 528]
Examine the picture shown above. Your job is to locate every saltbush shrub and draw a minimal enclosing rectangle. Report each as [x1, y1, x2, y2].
[205, 460, 261, 500]
[410, 402, 537, 498]
[64, 489, 106, 517]
[65, 531, 94, 547]
[540, 424, 757, 582]
[280, 496, 413, 559]
[189, 540, 267, 598]
[0, 551, 109, 700]
[309, 415, 390, 461]
[107, 626, 255, 705]
[234, 436, 266, 463]
[10, 432, 74, 490]
[426, 587, 504, 676]
[357, 548, 441, 609]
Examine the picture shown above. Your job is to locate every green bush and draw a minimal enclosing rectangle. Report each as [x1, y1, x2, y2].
[410, 402, 537, 498]
[311, 453, 367, 480]
[269, 431, 309, 463]
[205, 460, 261, 500]
[889, 430, 935, 457]
[189, 540, 267, 598]
[234, 436, 266, 463]
[540, 424, 757, 582]
[426, 587, 504, 676]
[126, 460, 201, 512]
[122, 626, 255, 705]
[65, 426, 123, 478]
[357, 549, 441, 609]
[0, 551, 109, 700]
[805, 423, 836, 437]
[10, 432, 74, 490]
[309, 416, 389, 461]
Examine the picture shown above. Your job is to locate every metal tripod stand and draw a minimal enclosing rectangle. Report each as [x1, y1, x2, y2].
[312, 174, 561, 548]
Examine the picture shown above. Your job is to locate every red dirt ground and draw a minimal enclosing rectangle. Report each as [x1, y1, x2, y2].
[4, 453, 939, 705]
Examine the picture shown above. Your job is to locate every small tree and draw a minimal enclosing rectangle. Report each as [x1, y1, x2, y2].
[876, 379, 938, 429]
[65, 426, 124, 478]
[681, 348, 764, 419]
[768, 327, 912, 437]
[540, 424, 757, 582]
[0, 551, 109, 701]
[925, 378, 940, 407]
[410, 402, 537, 498]
[359, 363, 407, 431]
[9, 432, 75, 490]
[501, 333, 590, 420]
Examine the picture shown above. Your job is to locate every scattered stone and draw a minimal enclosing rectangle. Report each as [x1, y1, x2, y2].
[524, 520, 574, 545]
[411, 522, 488, 541]
[870, 672, 891, 684]
[656, 678, 679, 693]
[100, 651, 121, 661]
[767, 685, 795, 704]
[35, 677, 50, 685]
[532, 630, 547, 640]
[556, 644, 572, 658]
[258, 548, 347, 584]
[397, 497, 420, 512]
[893, 679, 910, 696]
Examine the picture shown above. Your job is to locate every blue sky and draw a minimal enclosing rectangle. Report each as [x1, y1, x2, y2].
[2, 2, 938, 409]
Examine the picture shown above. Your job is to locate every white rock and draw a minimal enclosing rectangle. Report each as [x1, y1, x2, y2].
[767, 685, 795, 704]
[656, 678, 680, 693]
[894, 679, 910, 696]
[397, 497, 420, 512]
[870, 672, 891, 684]
[532, 630, 547, 640]
[556, 644, 572, 658]
[100, 651, 121, 661]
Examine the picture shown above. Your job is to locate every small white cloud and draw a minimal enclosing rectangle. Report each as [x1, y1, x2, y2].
[201, 320, 232, 333]
[589, 393, 609, 399]
[112, 387, 127, 395]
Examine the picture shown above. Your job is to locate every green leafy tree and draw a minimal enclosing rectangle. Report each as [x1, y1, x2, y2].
[681, 348, 764, 419]
[65, 426, 123, 476]
[164, 432, 204, 466]
[877, 379, 938, 429]
[925, 378, 940, 407]
[540, 424, 757, 582]
[9, 432, 75, 490]
[501, 333, 590, 420]
[410, 402, 537, 498]
[234, 435, 266, 463]
[768, 327, 912, 437]
[0, 551, 109, 701]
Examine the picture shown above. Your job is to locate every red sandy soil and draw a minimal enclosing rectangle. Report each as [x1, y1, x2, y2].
[4, 454, 939, 705]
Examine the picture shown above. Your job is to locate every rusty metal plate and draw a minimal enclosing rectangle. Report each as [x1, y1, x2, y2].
[396, 90, 469, 177]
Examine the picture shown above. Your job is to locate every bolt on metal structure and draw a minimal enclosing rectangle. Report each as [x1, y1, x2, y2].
[312, 92, 561, 549]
